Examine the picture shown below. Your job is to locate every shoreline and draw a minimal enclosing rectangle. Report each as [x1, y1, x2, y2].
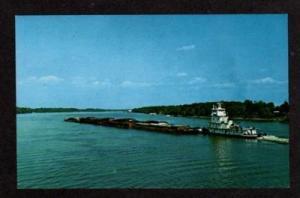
[172, 115, 288, 123]
[137, 113, 288, 123]
[16, 109, 127, 114]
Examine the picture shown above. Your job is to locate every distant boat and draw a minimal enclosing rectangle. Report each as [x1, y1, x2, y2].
[208, 103, 258, 139]
[149, 113, 157, 115]
[128, 109, 132, 112]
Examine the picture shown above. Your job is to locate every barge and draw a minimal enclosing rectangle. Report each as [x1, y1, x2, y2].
[64, 103, 263, 139]
[64, 117, 204, 135]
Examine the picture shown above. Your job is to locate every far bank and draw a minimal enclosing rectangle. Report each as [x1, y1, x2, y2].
[132, 100, 289, 123]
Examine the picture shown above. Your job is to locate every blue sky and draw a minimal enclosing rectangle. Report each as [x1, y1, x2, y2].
[16, 15, 288, 109]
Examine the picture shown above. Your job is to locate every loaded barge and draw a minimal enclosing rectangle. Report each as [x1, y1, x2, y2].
[64, 103, 269, 139]
[64, 117, 203, 135]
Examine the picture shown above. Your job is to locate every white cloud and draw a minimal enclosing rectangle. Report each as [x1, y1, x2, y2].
[28, 76, 38, 81]
[72, 77, 112, 88]
[176, 72, 188, 77]
[212, 82, 235, 88]
[120, 80, 153, 88]
[99, 80, 112, 87]
[19, 75, 64, 85]
[120, 81, 133, 87]
[38, 75, 64, 83]
[188, 77, 207, 84]
[176, 44, 196, 51]
[92, 81, 100, 85]
[249, 77, 287, 85]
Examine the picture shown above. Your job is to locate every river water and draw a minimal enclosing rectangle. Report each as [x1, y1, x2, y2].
[17, 111, 289, 188]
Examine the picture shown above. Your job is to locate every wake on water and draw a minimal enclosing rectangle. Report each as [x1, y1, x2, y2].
[258, 135, 289, 144]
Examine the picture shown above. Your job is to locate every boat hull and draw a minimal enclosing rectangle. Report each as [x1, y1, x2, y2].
[207, 131, 258, 139]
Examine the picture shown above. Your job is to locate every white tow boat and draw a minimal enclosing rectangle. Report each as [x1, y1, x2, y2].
[208, 103, 258, 139]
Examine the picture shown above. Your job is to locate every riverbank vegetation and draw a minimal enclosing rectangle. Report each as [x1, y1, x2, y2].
[132, 100, 289, 122]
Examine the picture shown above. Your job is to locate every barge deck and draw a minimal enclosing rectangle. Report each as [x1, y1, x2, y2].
[64, 117, 204, 135]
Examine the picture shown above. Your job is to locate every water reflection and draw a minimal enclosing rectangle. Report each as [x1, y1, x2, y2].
[209, 137, 233, 163]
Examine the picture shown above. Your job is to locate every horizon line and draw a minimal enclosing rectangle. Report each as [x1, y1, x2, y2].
[17, 99, 289, 110]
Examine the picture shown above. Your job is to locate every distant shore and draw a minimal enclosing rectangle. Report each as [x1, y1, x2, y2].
[133, 113, 287, 123]
[16, 107, 126, 114]
[17, 100, 289, 123]
[132, 100, 289, 123]
[177, 115, 288, 122]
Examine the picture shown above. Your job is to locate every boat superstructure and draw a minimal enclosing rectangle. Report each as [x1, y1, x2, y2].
[208, 103, 258, 138]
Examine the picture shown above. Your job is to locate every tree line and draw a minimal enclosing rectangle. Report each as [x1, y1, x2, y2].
[16, 107, 108, 114]
[132, 100, 289, 121]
